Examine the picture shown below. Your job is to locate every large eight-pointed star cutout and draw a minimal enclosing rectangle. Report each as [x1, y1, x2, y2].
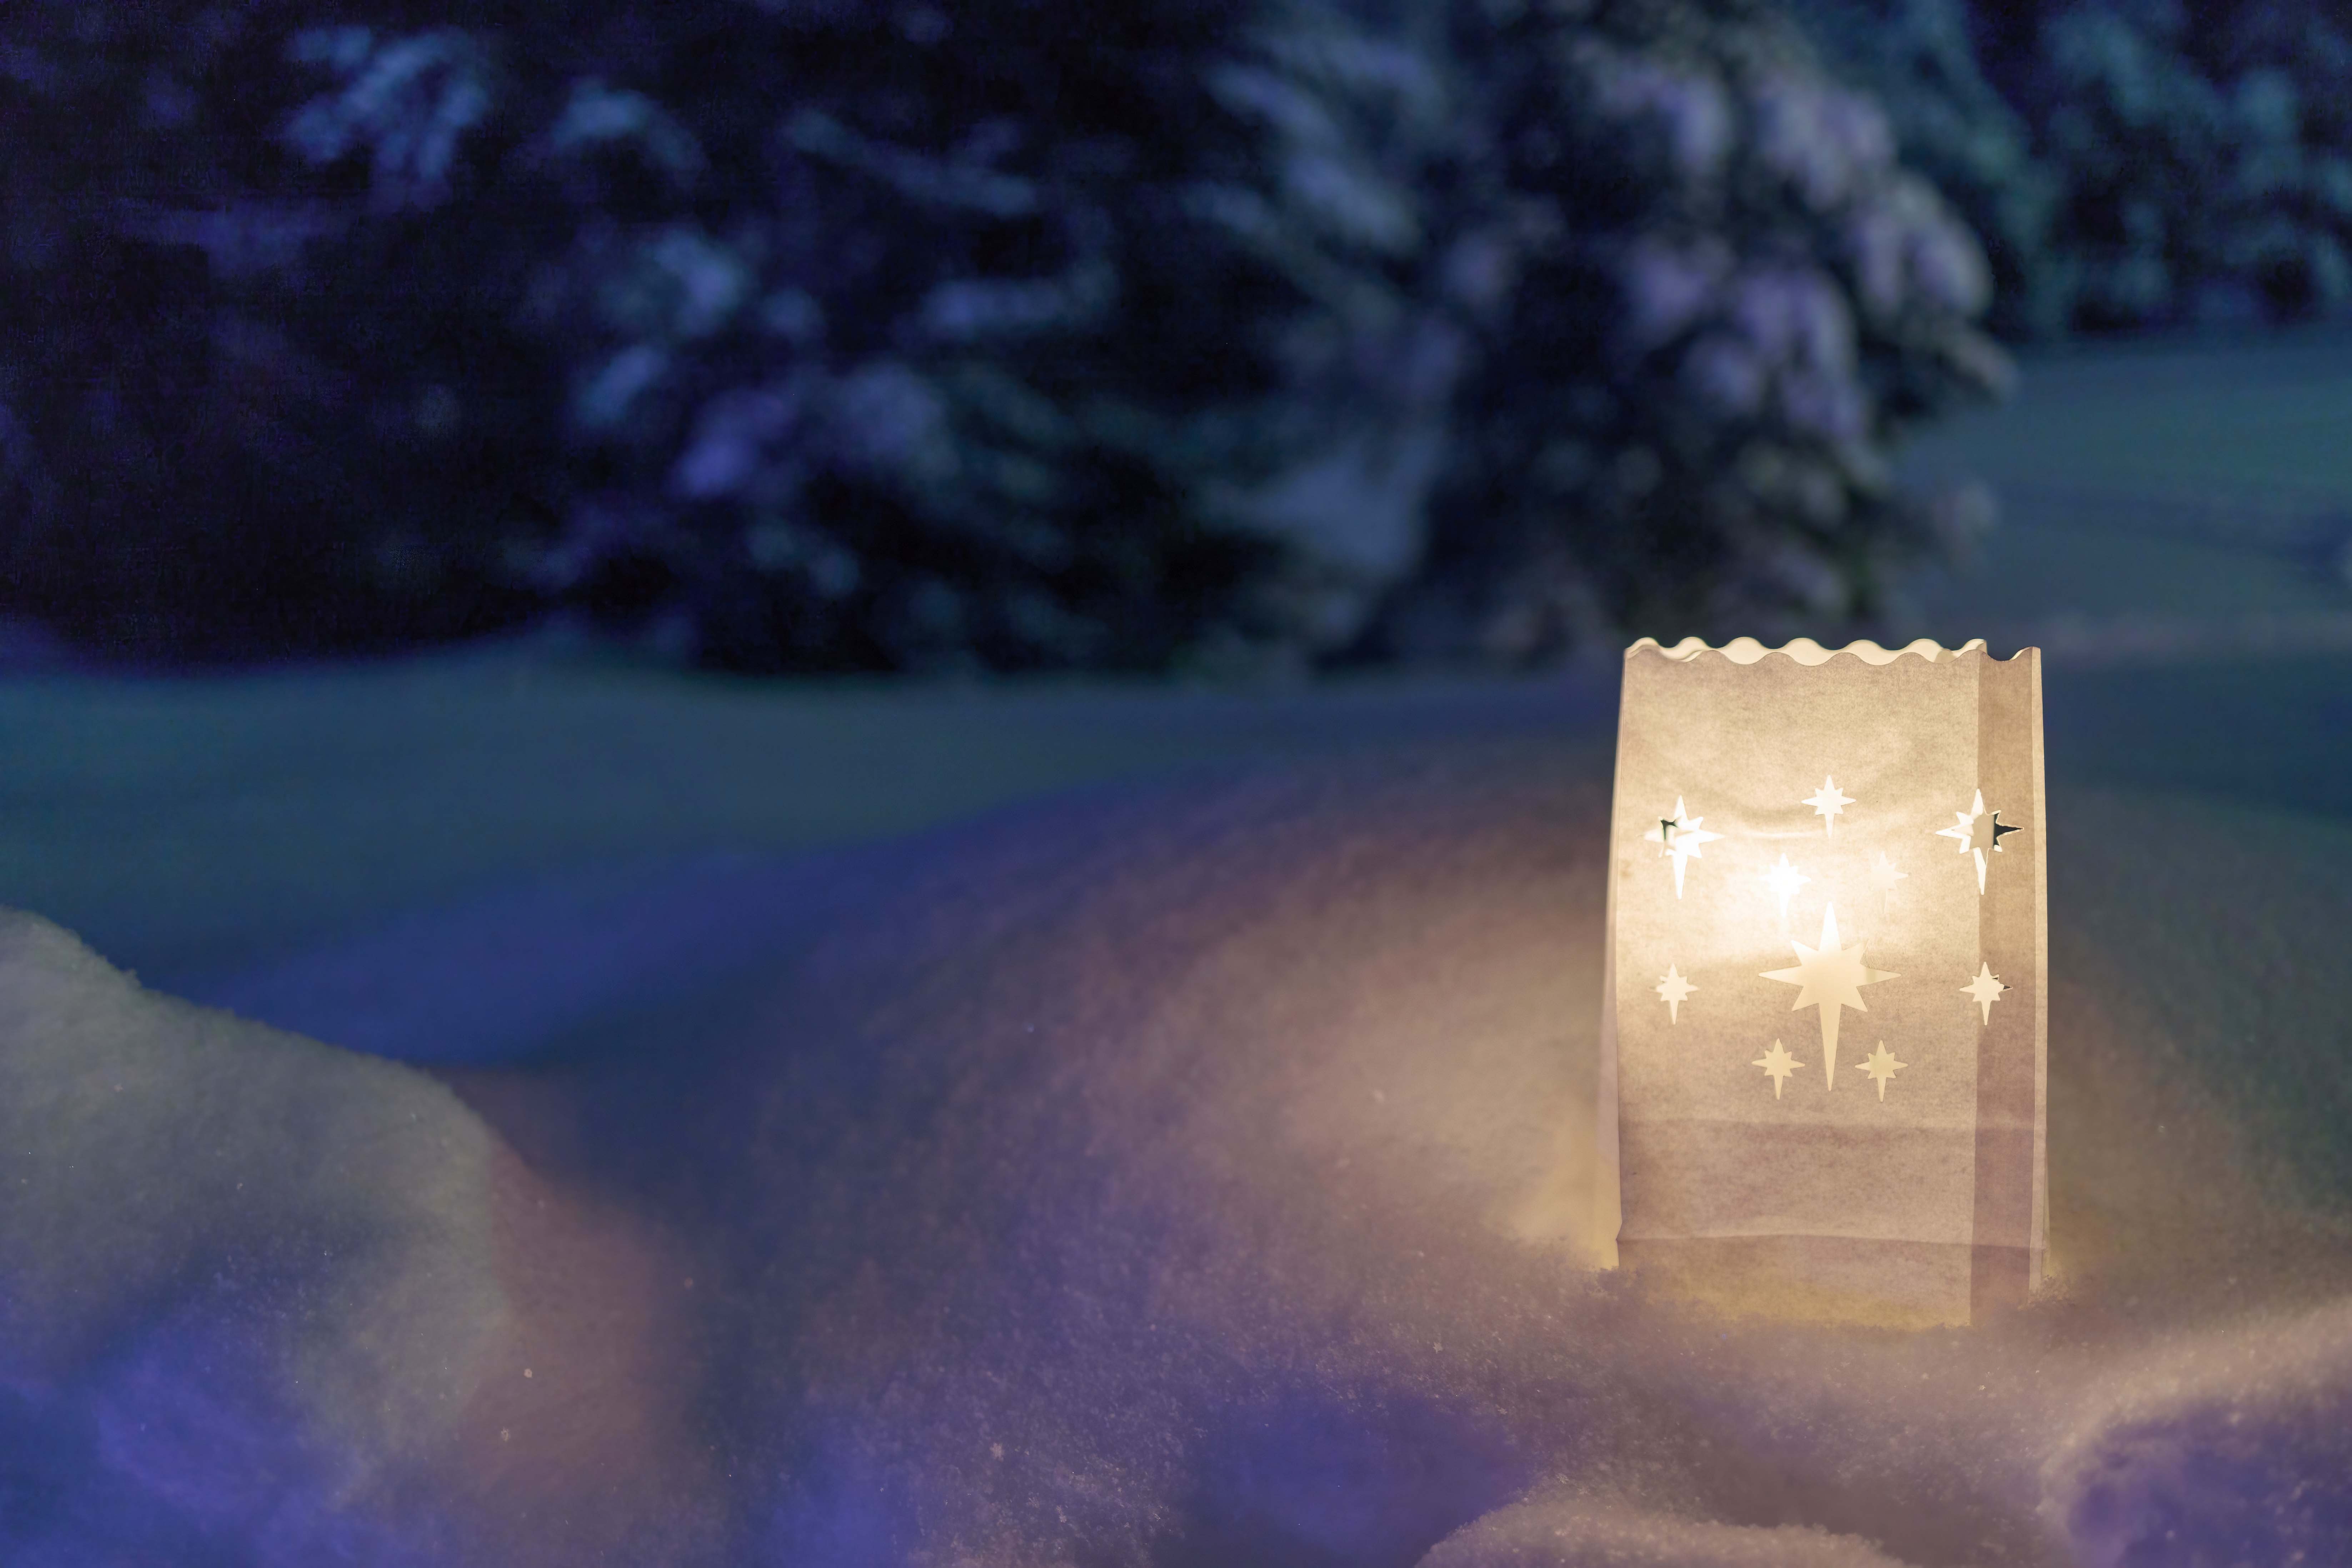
[1760, 903, 1897, 1091]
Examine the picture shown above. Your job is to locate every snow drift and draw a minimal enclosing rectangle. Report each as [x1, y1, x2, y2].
[4, 738, 2351, 1565]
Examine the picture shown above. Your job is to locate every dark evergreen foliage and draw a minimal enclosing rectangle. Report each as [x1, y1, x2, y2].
[1793, 0, 2352, 337]
[1355, 0, 2012, 657]
[1, 0, 2018, 671]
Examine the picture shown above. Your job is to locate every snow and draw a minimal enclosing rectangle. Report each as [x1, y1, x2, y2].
[7, 331, 2352, 1563]
[5, 681, 2352, 1563]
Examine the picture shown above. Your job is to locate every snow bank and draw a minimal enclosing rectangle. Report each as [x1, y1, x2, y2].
[0, 910, 726, 1565]
[7, 738, 2352, 1564]
[2042, 1299, 2352, 1567]
[0, 909, 503, 1561]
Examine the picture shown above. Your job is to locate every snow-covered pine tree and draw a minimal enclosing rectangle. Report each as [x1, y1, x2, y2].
[1793, 0, 2352, 337]
[1351, 0, 2013, 661]
[0, 0, 500, 662]
[4, 0, 2026, 671]
[268, 0, 1354, 673]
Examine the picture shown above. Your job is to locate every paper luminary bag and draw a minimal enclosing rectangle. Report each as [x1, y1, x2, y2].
[1596, 636, 2047, 1328]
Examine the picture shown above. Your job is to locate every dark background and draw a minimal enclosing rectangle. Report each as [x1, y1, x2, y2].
[8, 0, 2352, 678]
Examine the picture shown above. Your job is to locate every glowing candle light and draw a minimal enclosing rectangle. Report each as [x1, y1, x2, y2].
[1597, 637, 2047, 1327]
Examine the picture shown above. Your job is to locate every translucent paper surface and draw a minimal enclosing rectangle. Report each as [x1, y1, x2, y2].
[1603, 637, 2048, 1325]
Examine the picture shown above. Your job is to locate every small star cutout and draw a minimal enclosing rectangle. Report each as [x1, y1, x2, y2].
[1961, 961, 2009, 1025]
[1935, 788, 2023, 895]
[1753, 1040, 1801, 1099]
[1643, 796, 1723, 898]
[1859, 1041, 1907, 1101]
[1869, 851, 1908, 896]
[1655, 964, 1697, 1024]
[1762, 853, 1811, 920]
[1803, 775, 1855, 836]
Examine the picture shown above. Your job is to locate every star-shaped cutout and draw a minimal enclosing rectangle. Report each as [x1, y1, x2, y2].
[1642, 796, 1723, 898]
[1961, 961, 2008, 1025]
[1802, 775, 1855, 836]
[1934, 788, 2023, 895]
[1869, 851, 1908, 896]
[1655, 963, 1697, 1024]
[1762, 853, 1811, 920]
[1859, 1041, 1907, 1101]
[1760, 903, 1897, 1091]
[1753, 1039, 1801, 1100]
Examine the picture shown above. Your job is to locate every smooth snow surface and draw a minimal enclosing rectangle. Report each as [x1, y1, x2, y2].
[6, 734, 2352, 1566]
